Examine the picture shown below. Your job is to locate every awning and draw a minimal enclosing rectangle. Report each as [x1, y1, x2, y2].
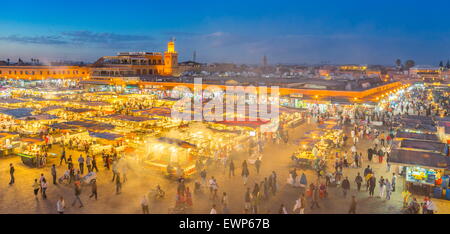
[389, 149, 450, 170]
[0, 108, 34, 118]
[400, 139, 448, 155]
[89, 131, 123, 141]
[395, 131, 440, 142]
[105, 114, 158, 122]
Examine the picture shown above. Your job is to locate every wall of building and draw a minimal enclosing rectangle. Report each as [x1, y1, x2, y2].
[0, 66, 89, 80]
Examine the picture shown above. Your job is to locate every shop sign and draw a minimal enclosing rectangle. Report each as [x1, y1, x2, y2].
[289, 93, 303, 98]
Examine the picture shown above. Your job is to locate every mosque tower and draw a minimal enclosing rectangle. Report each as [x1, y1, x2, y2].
[164, 38, 178, 75]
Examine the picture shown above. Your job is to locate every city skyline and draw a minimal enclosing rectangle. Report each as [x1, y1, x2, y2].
[1, 0, 450, 65]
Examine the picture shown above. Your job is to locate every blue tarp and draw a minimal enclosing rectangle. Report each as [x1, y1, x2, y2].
[41, 105, 63, 112]
[50, 120, 115, 131]
[105, 114, 157, 122]
[89, 131, 123, 141]
[395, 131, 439, 142]
[400, 139, 448, 155]
[65, 108, 94, 113]
[402, 122, 437, 133]
[20, 114, 58, 121]
[0, 98, 25, 104]
[0, 108, 33, 118]
[390, 149, 450, 169]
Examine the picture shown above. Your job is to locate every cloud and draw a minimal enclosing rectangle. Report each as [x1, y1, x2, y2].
[61, 31, 153, 44]
[0, 31, 154, 49]
[0, 35, 67, 45]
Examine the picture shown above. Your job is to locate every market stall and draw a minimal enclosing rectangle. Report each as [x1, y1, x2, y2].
[389, 149, 450, 197]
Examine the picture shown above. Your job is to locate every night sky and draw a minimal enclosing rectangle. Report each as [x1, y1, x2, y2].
[1, 0, 449, 65]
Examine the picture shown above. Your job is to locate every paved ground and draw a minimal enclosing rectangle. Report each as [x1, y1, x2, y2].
[1, 120, 449, 214]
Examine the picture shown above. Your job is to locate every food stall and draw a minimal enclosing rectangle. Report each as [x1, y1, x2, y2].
[389, 148, 450, 198]
[142, 137, 197, 177]
[13, 137, 46, 167]
[0, 132, 19, 157]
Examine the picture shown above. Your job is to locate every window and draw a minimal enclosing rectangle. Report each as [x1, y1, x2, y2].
[40, 71, 43, 75]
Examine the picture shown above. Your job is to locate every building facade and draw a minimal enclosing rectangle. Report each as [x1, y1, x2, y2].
[0, 65, 89, 80]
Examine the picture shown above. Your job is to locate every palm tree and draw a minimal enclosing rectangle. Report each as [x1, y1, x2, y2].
[404, 60, 415, 70]
[395, 59, 402, 68]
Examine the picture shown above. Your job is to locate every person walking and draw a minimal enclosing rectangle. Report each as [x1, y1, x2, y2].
[279, 204, 288, 214]
[51, 164, 57, 185]
[32, 179, 40, 198]
[341, 177, 350, 198]
[355, 173, 363, 192]
[378, 176, 386, 198]
[141, 195, 150, 214]
[86, 155, 92, 173]
[9, 163, 15, 185]
[228, 159, 235, 178]
[368, 175, 376, 197]
[41, 178, 48, 199]
[221, 192, 228, 208]
[71, 182, 83, 208]
[112, 161, 119, 182]
[310, 186, 320, 209]
[115, 172, 122, 195]
[244, 187, 251, 214]
[78, 155, 85, 175]
[210, 204, 218, 214]
[271, 171, 277, 195]
[56, 196, 65, 214]
[293, 194, 306, 214]
[255, 157, 261, 174]
[89, 179, 98, 200]
[392, 173, 397, 192]
[91, 156, 99, 172]
[241, 160, 250, 185]
[385, 179, 392, 200]
[200, 168, 207, 186]
[348, 196, 357, 214]
[60, 149, 67, 166]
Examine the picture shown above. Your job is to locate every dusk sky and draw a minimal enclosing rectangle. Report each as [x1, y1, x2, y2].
[1, 0, 450, 65]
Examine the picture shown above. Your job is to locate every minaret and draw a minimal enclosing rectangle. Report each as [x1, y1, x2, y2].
[262, 55, 268, 67]
[164, 38, 178, 75]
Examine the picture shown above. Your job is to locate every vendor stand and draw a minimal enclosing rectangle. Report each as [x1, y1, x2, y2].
[389, 149, 450, 198]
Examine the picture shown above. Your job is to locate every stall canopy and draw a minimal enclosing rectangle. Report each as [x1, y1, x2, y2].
[49, 122, 78, 130]
[399, 139, 448, 155]
[19, 114, 58, 121]
[390, 149, 450, 170]
[0, 98, 25, 104]
[401, 117, 435, 126]
[65, 108, 95, 113]
[395, 131, 440, 142]
[133, 107, 172, 117]
[89, 131, 123, 141]
[0, 108, 34, 118]
[50, 120, 115, 131]
[41, 105, 63, 112]
[157, 137, 196, 148]
[402, 122, 437, 133]
[18, 137, 44, 144]
[214, 120, 271, 129]
[106, 114, 158, 122]
[77, 101, 110, 107]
